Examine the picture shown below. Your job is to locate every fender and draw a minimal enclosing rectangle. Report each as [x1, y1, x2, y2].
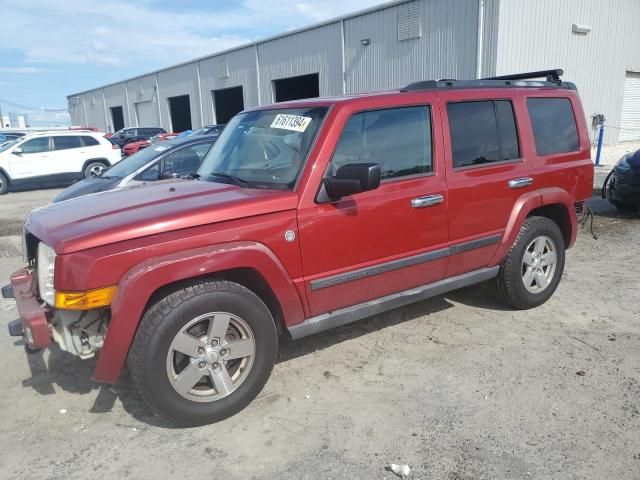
[92, 241, 305, 384]
[489, 187, 576, 267]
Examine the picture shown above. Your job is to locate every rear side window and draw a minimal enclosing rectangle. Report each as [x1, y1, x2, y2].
[81, 136, 99, 146]
[330, 106, 433, 180]
[447, 100, 520, 168]
[53, 136, 82, 150]
[527, 98, 579, 155]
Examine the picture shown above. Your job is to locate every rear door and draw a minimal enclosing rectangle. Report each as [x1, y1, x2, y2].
[50, 135, 85, 174]
[439, 90, 531, 277]
[7, 136, 53, 179]
[298, 98, 449, 316]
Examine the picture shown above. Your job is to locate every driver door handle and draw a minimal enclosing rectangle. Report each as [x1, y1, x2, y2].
[411, 194, 444, 208]
[508, 177, 533, 189]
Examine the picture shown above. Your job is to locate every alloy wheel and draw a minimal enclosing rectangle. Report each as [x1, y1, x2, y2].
[165, 312, 256, 402]
[521, 235, 557, 293]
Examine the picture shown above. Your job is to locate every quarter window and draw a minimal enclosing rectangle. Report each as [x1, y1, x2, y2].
[447, 100, 520, 168]
[527, 98, 579, 155]
[81, 136, 99, 146]
[330, 106, 433, 180]
[20, 137, 50, 154]
[53, 136, 82, 150]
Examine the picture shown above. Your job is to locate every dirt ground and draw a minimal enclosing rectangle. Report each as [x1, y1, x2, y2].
[0, 188, 639, 480]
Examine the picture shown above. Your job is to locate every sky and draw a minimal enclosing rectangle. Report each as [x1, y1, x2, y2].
[0, 0, 382, 126]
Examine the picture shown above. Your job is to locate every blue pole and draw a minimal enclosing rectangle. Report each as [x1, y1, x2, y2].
[595, 122, 605, 166]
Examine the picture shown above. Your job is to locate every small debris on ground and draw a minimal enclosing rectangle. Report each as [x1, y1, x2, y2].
[59, 409, 67, 414]
[387, 463, 411, 477]
[576, 370, 586, 376]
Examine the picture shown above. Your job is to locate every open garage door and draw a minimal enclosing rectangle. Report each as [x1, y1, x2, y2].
[110, 106, 124, 132]
[619, 72, 640, 142]
[213, 86, 244, 124]
[273, 73, 319, 103]
[168, 95, 192, 132]
[135, 101, 157, 127]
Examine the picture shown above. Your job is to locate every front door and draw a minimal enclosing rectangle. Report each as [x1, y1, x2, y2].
[297, 100, 449, 316]
[8, 136, 52, 180]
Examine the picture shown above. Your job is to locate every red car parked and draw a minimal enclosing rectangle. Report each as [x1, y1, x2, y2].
[4, 70, 593, 426]
[122, 132, 179, 156]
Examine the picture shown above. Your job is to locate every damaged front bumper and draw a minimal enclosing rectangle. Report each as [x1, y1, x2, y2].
[4, 269, 108, 358]
[4, 268, 52, 350]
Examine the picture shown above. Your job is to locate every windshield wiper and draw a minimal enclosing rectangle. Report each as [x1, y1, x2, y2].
[208, 172, 250, 187]
[98, 175, 120, 180]
[185, 173, 201, 180]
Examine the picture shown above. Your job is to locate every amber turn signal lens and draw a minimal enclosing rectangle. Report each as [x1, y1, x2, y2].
[55, 286, 117, 310]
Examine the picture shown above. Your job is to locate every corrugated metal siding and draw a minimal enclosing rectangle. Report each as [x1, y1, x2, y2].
[344, 0, 479, 93]
[257, 23, 343, 103]
[126, 74, 159, 127]
[619, 72, 640, 142]
[495, 0, 640, 144]
[480, 0, 500, 77]
[156, 63, 200, 130]
[199, 47, 258, 124]
[103, 84, 129, 131]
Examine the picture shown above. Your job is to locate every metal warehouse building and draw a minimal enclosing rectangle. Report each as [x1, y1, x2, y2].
[68, 0, 640, 144]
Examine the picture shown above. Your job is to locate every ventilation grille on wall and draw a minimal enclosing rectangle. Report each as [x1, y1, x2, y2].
[397, 1, 422, 41]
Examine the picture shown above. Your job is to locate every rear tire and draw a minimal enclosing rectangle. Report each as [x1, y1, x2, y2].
[0, 172, 8, 195]
[614, 202, 638, 212]
[496, 216, 565, 309]
[83, 161, 107, 178]
[128, 280, 278, 427]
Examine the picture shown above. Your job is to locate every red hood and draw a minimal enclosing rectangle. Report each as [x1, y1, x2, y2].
[25, 180, 298, 254]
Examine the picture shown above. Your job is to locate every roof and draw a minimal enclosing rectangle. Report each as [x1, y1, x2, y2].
[67, 0, 415, 97]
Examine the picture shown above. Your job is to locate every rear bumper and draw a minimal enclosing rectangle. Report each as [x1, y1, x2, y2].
[609, 179, 640, 206]
[6, 269, 52, 349]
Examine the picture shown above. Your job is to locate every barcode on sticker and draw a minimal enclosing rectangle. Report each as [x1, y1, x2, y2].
[270, 114, 312, 132]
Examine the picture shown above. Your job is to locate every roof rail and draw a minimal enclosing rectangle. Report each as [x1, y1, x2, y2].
[483, 69, 564, 83]
[401, 68, 574, 92]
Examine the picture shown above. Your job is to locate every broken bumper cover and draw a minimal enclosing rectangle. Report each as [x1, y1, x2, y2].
[6, 268, 51, 349]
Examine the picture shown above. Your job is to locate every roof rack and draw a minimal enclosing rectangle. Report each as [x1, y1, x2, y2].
[401, 68, 575, 92]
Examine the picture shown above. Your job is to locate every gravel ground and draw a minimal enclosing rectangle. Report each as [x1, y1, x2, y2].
[0, 177, 640, 480]
[0, 189, 639, 480]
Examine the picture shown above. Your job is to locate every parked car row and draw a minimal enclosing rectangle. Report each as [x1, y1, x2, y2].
[0, 131, 121, 194]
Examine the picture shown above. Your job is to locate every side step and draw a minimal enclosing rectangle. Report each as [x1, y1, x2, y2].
[288, 267, 499, 340]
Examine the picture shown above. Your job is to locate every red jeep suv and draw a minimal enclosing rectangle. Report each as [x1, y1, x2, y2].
[4, 69, 593, 426]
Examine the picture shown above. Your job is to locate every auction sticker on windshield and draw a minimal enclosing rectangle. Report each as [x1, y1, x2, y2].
[270, 114, 312, 132]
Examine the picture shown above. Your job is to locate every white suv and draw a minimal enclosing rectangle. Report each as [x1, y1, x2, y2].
[0, 131, 122, 195]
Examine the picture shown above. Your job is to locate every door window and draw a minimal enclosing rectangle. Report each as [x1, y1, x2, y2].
[162, 142, 213, 177]
[53, 136, 82, 150]
[20, 137, 50, 154]
[447, 100, 520, 168]
[81, 136, 99, 147]
[329, 106, 433, 180]
[527, 98, 579, 155]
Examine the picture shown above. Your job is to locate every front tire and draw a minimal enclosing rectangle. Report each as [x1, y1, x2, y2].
[496, 216, 565, 309]
[128, 280, 277, 427]
[0, 172, 8, 195]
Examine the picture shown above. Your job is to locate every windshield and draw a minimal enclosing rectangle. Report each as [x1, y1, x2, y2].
[0, 139, 19, 153]
[197, 107, 327, 189]
[103, 144, 169, 178]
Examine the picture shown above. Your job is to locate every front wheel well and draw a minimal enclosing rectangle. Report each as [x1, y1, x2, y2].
[143, 268, 286, 336]
[81, 158, 111, 172]
[527, 204, 572, 247]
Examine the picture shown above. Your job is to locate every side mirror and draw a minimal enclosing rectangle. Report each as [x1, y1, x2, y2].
[159, 172, 180, 180]
[12, 147, 23, 155]
[323, 163, 381, 200]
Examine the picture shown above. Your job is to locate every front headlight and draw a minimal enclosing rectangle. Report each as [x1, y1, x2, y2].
[37, 242, 56, 306]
